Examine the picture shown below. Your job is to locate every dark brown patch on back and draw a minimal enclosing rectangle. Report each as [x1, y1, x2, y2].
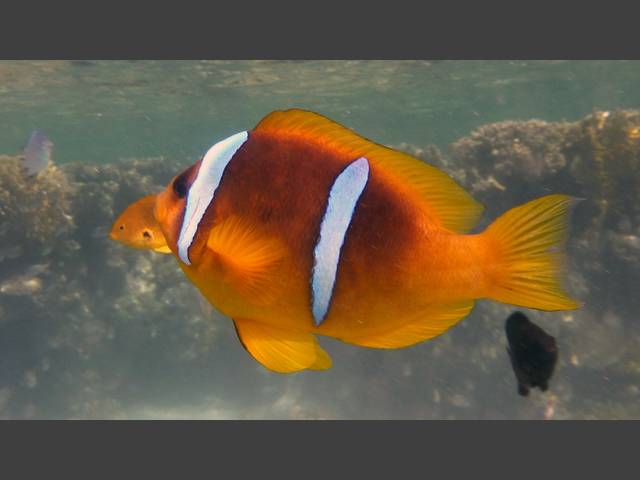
[328, 168, 425, 311]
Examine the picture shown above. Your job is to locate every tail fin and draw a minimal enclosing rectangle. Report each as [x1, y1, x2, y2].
[483, 194, 581, 311]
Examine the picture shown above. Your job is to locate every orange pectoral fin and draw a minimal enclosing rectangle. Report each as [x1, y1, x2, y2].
[233, 318, 332, 373]
[207, 216, 286, 305]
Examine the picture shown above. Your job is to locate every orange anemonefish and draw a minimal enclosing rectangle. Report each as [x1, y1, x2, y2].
[114, 109, 581, 373]
[110, 195, 171, 253]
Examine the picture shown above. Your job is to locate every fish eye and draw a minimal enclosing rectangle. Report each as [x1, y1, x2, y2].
[172, 171, 190, 199]
[143, 230, 152, 239]
[119, 225, 124, 231]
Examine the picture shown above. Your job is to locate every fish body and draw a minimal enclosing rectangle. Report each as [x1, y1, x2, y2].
[23, 130, 53, 176]
[505, 311, 558, 396]
[109, 195, 171, 253]
[117, 109, 579, 373]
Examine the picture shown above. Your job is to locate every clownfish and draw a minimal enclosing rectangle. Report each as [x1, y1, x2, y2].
[116, 109, 580, 373]
[110, 195, 171, 253]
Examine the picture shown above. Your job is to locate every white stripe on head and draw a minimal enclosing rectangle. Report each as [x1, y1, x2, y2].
[177, 131, 248, 265]
[311, 157, 369, 326]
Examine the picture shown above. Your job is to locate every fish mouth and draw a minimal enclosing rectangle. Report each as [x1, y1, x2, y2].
[107, 227, 121, 242]
[95, 225, 115, 240]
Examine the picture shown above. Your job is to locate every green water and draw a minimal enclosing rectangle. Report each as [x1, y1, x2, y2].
[2, 61, 638, 163]
[1, 60, 640, 419]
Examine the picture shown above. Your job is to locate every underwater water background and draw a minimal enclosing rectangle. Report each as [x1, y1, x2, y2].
[1, 60, 639, 419]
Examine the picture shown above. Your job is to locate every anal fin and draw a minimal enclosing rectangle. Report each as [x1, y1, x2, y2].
[309, 342, 332, 370]
[233, 318, 332, 373]
[346, 301, 474, 349]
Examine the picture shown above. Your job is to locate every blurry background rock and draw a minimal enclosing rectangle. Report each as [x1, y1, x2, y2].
[0, 108, 639, 419]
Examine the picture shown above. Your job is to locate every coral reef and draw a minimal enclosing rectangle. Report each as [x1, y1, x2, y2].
[0, 156, 228, 419]
[0, 157, 75, 261]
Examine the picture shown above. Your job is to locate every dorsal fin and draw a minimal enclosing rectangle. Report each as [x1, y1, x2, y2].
[254, 109, 483, 233]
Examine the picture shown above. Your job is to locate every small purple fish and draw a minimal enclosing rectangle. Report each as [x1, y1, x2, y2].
[23, 130, 53, 176]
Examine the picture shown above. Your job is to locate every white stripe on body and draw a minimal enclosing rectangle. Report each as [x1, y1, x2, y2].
[311, 157, 370, 326]
[177, 131, 248, 265]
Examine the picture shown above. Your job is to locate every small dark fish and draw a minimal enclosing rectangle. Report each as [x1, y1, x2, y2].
[505, 311, 558, 396]
[23, 130, 53, 176]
